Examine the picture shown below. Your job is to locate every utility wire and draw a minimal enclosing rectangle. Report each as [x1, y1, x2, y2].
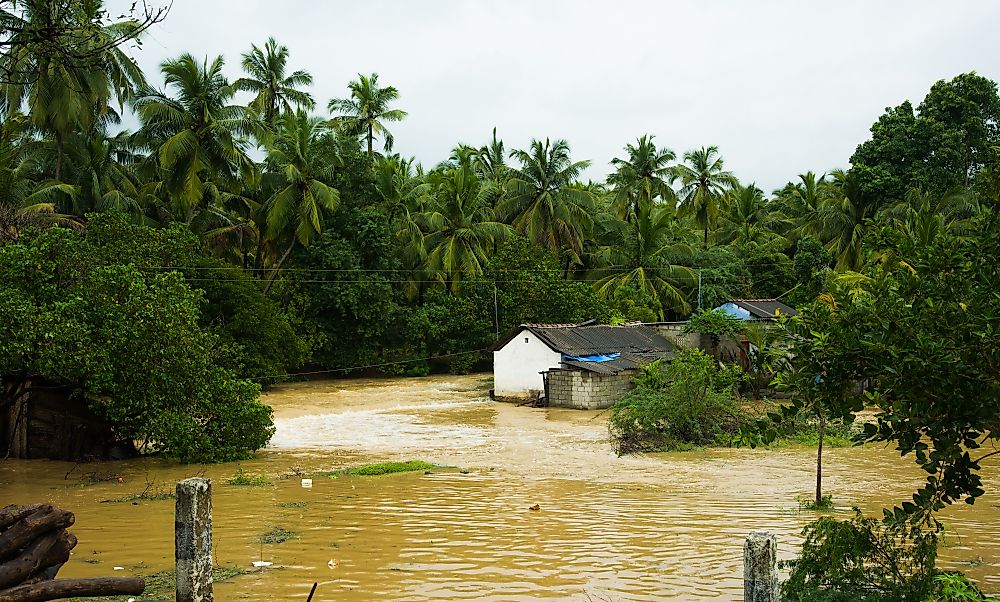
[248, 348, 491, 382]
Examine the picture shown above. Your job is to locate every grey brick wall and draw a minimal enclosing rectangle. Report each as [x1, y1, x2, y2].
[546, 369, 636, 410]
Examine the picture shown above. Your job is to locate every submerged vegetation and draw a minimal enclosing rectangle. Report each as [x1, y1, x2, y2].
[347, 460, 436, 476]
[608, 350, 748, 454]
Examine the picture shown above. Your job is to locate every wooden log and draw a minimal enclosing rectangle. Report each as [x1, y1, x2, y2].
[0, 532, 58, 590]
[0, 576, 145, 602]
[0, 509, 72, 562]
[0, 507, 42, 532]
[21, 532, 75, 585]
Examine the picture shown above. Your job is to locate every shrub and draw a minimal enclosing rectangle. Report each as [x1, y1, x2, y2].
[608, 348, 750, 454]
[781, 510, 984, 601]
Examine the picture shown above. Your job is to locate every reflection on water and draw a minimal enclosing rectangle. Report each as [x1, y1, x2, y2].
[1, 374, 997, 600]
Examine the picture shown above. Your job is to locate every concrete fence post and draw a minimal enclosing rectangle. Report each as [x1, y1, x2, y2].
[176, 477, 214, 602]
[744, 531, 779, 602]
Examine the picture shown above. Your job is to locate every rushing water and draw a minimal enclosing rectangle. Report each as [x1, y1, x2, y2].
[2, 374, 998, 600]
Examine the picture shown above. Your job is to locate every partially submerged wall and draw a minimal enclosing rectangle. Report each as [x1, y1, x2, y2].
[2, 382, 125, 461]
[546, 370, 635, 410]
[493, 329, 562, 399]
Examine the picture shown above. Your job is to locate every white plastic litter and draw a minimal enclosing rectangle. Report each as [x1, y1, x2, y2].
[252, 561, 273, 568]
[113, 566, 124, 571]
[301, 478, 313, 488]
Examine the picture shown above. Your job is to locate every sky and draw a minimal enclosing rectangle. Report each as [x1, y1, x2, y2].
[123, 0, 1000, 193]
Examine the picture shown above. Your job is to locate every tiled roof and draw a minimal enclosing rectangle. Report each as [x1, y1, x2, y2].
[729, 299, 797, 319]
[493, 323, 674, 374]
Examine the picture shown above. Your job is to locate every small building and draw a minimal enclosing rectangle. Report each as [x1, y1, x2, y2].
[492, 323, 674, 409]
[715, 298, 796, 322]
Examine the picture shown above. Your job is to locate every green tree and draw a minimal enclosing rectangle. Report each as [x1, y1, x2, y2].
[259, 110, 340, 287]
[27, 130, 143, 220]
[850, 73, 1000, 207]
[414, 161, 512, 291]
[591, 202, 694, 317]
[607, 134, 677, 221]
[0, 222, 274, 462]
[234, 37, 314, 124]
[0, 0, 148, 180]
[715, 182, 784, 248]
[773, 171, 830, 241]
[675, 145, 738, 248]
[818, 169, 876, 271]
[501, 138, 595, 266]
[132, 53, 258, 222]
[328, 72, 407, 159]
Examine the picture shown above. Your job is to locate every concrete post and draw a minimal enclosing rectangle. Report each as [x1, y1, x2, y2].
[744, 531, 779, 602]
[176, 477, 213, 602]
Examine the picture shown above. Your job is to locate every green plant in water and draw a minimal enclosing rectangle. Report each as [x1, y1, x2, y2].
[348, 460, 436, 476]
[227, 468, 271, 486]
[608, 349, 750, 454]
[798, 494, 835, 511]
[259, 526, 297, 544]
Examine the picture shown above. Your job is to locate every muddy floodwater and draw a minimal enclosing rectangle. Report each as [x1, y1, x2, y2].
[2, 374, 999, 600]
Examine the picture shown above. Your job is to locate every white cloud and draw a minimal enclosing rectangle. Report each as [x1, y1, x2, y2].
[124, 0, 1000, 192]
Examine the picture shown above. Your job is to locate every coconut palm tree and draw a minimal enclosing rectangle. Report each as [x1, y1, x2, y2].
[234, 37, 314, 125]
[675, 145, 738, 248]
[715, 182, 786, 248]
[258, 110, 340, 287]
[374, 153, 426, 227]
[884, 188, 979, 246]
[501, 138, 595, 267]
[413, 162, 512, 291]
[773, 171, 830, 240]
[26, 130, 143, 221]
[328, 72, 407, 159]
[0, 0, 147, 180]
[132, 53, 258, 222]
[818, 169, 875, 271]
[592, 203, 695, 318]
[607, 135, 677, 221]
[474, 127, 510, 210]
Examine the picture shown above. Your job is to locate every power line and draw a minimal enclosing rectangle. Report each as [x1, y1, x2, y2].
[247, 348, 490, 382]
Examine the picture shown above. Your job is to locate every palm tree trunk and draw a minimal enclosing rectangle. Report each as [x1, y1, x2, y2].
[367, 124, 374, 159]
[815, 413, 826, 506]
[54, 130, 64, 181]
[263, 239, 296, 294]
[703, 224, 709, 249]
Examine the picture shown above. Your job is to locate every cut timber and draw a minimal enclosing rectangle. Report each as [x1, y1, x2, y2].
[0, 576, 145, 602]
[0, 508, 72, 562]
[0, 508, 41, 532]
[0, 503, 141, 601]
[0, 530, 76, 590]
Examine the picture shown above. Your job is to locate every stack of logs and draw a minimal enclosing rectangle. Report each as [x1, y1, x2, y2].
[0, 504, 144, 602]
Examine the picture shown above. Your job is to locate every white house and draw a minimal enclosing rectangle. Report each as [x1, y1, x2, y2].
[491, 323, 674, 407]
[492, 325, 564, 399]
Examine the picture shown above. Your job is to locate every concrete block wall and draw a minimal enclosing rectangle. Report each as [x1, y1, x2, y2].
[547, 370, 636, 410]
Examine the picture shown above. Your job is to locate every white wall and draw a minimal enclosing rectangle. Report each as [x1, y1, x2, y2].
[492, 329, 562, 398]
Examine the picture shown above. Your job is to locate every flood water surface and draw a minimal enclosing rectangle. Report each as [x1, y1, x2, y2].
[2, 374, 998, 600]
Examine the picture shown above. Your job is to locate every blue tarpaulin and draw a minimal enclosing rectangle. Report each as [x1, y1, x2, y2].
[563, 353, 621, 363]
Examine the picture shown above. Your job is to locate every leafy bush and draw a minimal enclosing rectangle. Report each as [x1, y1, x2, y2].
[782, 510, 984, 601]
[608, 349, 750, 454]
[0, 224, 274, 463]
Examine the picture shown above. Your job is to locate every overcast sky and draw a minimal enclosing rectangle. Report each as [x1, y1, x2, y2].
[125, 0, 1000, 193]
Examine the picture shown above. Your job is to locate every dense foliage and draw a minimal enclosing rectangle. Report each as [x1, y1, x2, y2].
[2, 0, 1000, 494]
[0, 218, 274, 462]
[607, 349, 748, 453]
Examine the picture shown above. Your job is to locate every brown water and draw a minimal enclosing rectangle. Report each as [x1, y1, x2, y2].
[2, 374, 998, 600]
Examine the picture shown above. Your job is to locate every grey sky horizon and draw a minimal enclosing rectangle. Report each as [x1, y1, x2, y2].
[128, 0, 1000, 193]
